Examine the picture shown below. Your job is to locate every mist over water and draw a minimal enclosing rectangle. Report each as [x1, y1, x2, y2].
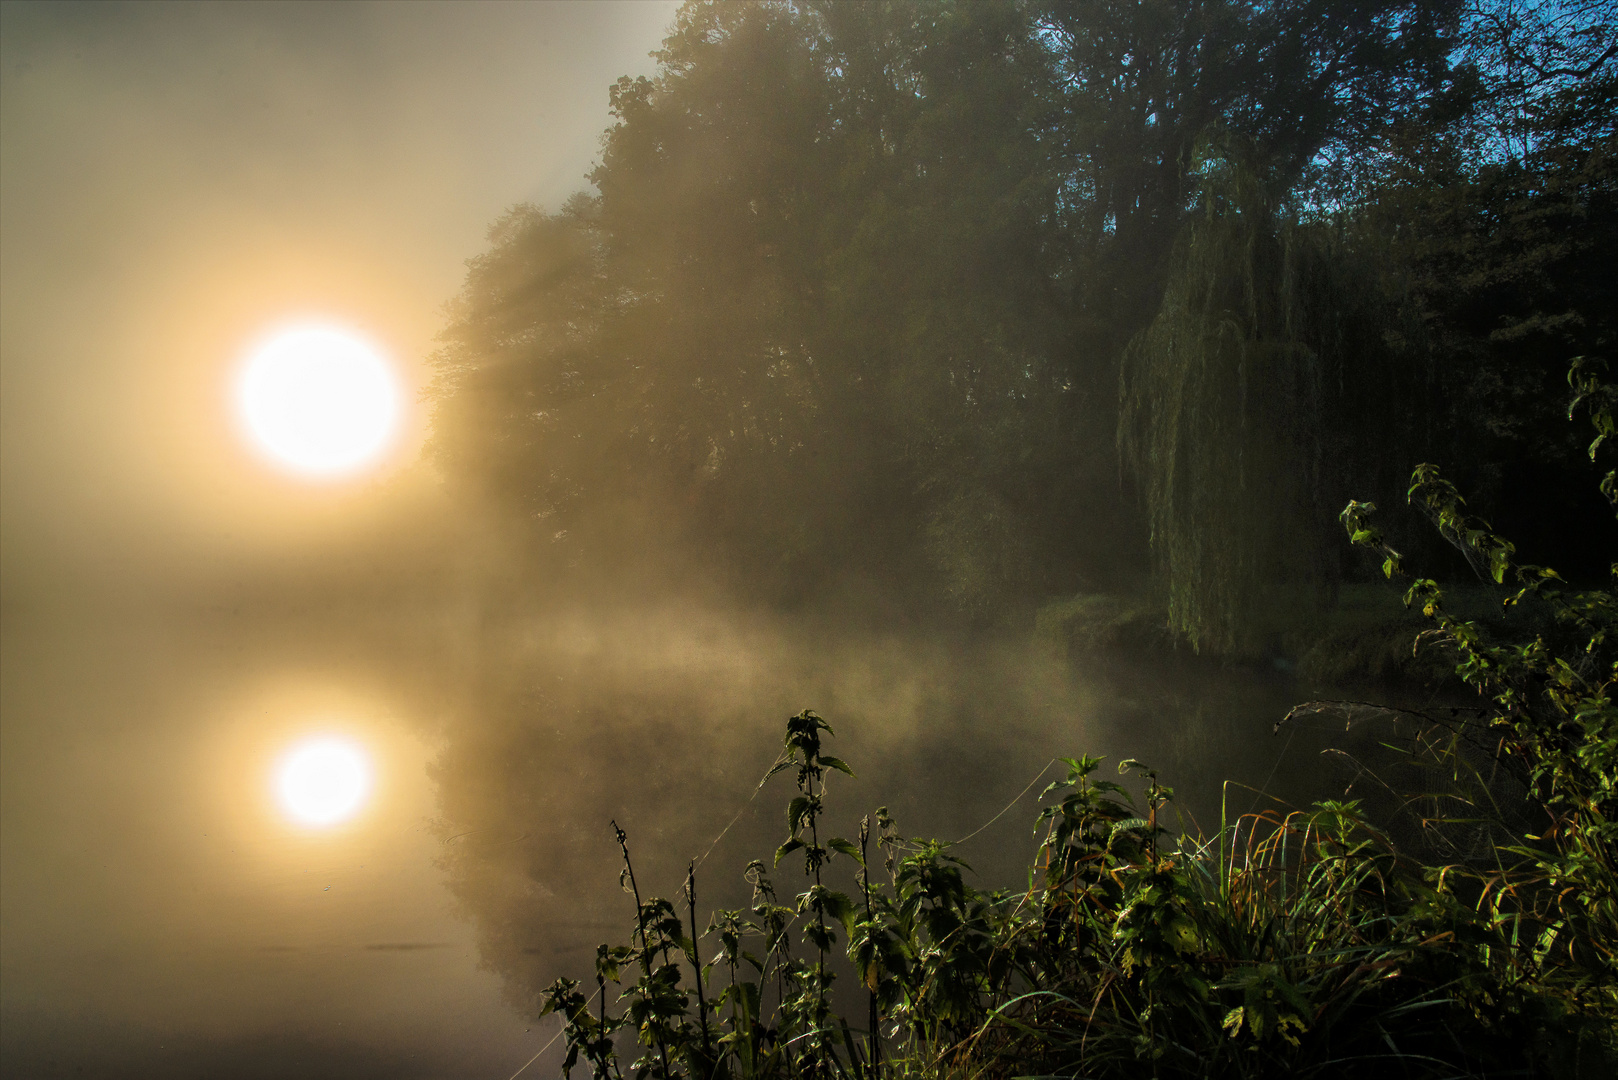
[2, 518, 1338, 1078]
[10, 1, 1582, 1076]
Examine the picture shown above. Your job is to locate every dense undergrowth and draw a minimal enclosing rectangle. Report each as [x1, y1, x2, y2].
[539, 367, 1616, 1078]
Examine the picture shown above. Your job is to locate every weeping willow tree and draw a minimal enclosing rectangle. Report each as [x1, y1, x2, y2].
[1119, 159, 1425, 655]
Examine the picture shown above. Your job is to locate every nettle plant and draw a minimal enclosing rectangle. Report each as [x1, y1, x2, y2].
[537, 361, 1616, 1080]
[540, 728, 1589, 1080]
[1339, 356, 1617, 1018]
[540, 709, 1024, 1080]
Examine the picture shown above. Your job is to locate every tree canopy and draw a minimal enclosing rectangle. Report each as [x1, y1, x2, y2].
[430, 0, 1616, 645]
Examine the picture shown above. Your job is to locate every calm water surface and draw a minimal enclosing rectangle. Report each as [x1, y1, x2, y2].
[1, 588, 1328, 1079]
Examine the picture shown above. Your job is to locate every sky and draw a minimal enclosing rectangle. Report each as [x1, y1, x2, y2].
[0, 0, 680, 597]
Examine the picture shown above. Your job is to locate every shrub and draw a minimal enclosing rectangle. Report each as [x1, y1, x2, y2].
[538, 362, 1617, 1079]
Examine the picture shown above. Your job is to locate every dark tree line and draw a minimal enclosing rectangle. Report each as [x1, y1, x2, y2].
[429, 0, 1616, 648]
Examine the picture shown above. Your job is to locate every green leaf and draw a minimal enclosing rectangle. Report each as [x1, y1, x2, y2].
[827, 890, 856, 923]
[787, 796, 812, 831]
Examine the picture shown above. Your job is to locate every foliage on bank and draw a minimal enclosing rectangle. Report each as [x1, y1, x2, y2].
[535, 369, 1617, 1078]
[428, 0, 1617, 635]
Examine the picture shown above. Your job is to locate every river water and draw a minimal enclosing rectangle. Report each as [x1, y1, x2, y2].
[2, 575, 1340, 1080]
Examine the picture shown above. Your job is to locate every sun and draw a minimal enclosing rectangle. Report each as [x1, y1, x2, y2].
[274, 736, 373, 827]
[234, 322, 401, 479]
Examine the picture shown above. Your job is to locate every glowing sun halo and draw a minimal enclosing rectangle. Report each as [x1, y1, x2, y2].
[275, 736, 373, 827]
[234, 323, 401, 479]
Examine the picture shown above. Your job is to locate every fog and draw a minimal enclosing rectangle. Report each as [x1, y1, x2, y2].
[0, 4, 686, 1075]
[0, 3, 1490, 1078]
[1, 0, 677, 590]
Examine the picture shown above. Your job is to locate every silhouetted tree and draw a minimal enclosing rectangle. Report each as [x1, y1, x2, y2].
[429, 0, 1612, 636]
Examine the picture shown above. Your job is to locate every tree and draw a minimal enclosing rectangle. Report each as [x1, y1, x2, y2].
[1355, 0, 1618, 575]
[1034, 0, 1460, 350]
[1119, 153, 1426, 652]
[429, 0, 1553, 625]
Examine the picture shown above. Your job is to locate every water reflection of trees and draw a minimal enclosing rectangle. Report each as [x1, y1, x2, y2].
[427, 609, 1377, 1013]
